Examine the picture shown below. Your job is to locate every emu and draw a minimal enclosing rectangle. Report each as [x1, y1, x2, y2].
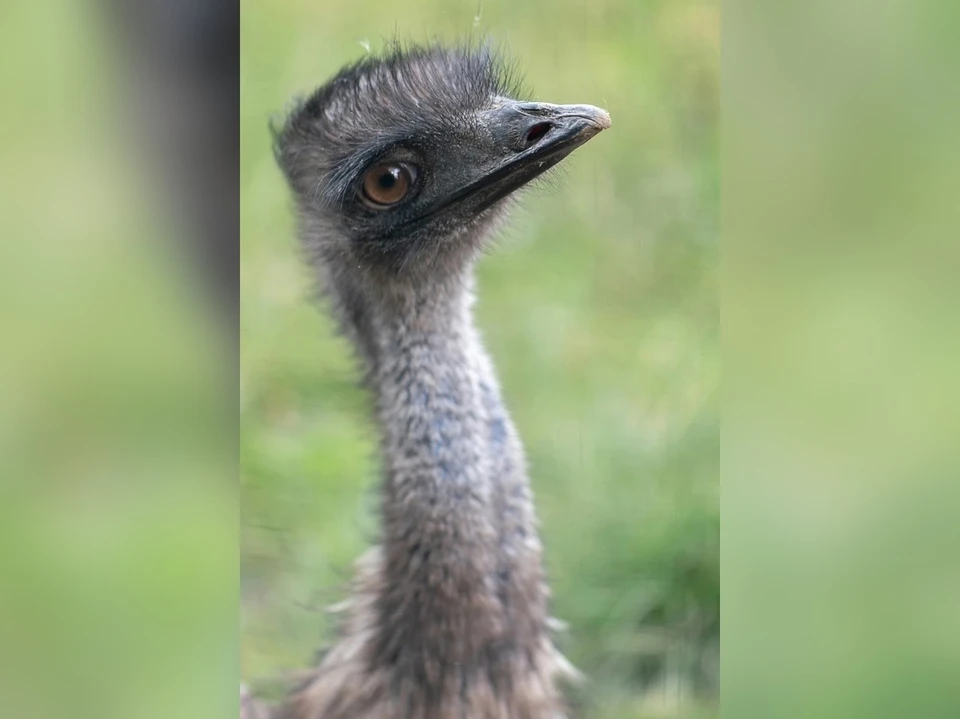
[246, 44, 610, 719]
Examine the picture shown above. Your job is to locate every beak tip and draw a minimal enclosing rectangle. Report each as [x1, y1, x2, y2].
[593, 108, 612, 130]
[573, 105, 611, 135]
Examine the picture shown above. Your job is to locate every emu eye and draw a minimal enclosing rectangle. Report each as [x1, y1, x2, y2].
[361, 162, 416, 207]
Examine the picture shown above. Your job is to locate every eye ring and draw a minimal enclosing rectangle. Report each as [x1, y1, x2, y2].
[360, 162, 417, 208]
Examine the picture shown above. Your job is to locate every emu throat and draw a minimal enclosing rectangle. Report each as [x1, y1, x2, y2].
[358, 278, 549, 671]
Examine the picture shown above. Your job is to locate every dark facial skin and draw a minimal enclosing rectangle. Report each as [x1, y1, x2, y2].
[274, 45, 610, 277]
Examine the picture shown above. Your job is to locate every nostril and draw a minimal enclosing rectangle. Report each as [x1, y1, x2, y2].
[524, 122, 553, 148]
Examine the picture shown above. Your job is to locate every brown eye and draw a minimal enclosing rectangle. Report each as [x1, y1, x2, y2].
[361, 162, 416, 207]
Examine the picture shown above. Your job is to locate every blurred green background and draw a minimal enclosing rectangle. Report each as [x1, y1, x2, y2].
[6, 1, 960, 718]
[240, 1, 718, 717]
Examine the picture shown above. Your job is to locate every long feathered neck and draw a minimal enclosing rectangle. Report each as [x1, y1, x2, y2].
[333, 263, 550, 681]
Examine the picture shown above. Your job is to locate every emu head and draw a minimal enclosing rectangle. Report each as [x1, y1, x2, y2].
[273, 44, 610, 286]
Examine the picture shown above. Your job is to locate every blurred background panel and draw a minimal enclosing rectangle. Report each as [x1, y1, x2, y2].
[240, 1, 718, 718]
[723, 2, 960, 719]
[0, 1, 237, 718]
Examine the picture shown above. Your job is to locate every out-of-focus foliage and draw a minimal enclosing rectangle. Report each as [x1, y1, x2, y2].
[240, 1, 718, 717]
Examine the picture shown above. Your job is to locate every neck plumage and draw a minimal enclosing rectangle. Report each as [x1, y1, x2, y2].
[339, 267, 549, 676]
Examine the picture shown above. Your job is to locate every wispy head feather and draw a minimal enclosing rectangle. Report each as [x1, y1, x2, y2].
[274, 42, 526, 189]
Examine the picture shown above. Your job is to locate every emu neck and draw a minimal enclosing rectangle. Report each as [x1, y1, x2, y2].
[357, 271, 548, 672]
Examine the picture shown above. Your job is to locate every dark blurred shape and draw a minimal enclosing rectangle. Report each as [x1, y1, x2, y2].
[104, 0, 239, 325]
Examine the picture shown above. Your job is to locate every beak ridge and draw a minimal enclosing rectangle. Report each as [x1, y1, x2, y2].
[485, 100, 611, 155]
[518, 102, 612, 131]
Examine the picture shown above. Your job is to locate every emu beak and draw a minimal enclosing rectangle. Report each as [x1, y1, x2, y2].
[460, 100, 611, 212]
[408, 100, 611, 227]
[504, 102, 612, 149]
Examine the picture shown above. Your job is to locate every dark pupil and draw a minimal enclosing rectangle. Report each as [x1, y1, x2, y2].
[379, 170, 398, 189]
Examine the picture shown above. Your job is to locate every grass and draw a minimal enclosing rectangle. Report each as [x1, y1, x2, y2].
[240, 0, 718, 716]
